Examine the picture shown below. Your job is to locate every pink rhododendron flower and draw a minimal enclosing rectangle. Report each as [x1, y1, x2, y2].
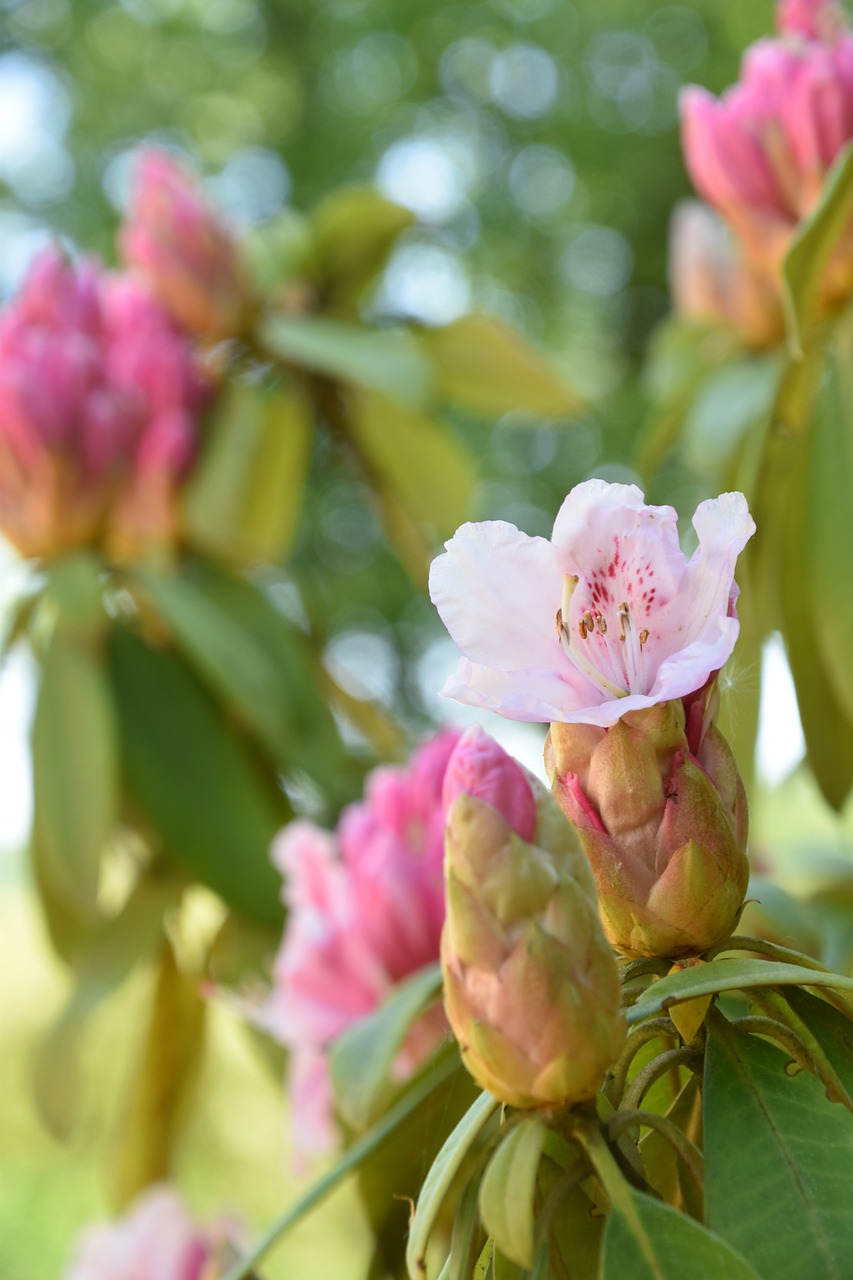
[681, 0, 853, 308]
[120, 148, 250, 339]
[64, 1185, 236, 1280]
[257, 729, 460, 1160]
[0, 248, 206, 559]
[429, 480, 755, 729]
[442, 724, 537, 842]
[669, 201, 784, 347]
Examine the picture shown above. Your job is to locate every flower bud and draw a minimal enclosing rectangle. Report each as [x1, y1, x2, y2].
[547, 701, 749, 959]
[120, 148, 251, 340]
[442, 724, 538, 841]
[441, 733, 625, 1110]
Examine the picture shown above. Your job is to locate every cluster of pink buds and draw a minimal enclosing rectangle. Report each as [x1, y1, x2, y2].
[681, 0, 853, 315]
[255, 729, 459, 1160]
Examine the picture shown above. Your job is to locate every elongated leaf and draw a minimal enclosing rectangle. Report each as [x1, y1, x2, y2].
[782, 987, 853, 1095]
[310, 186, 414, 311]
[450, 1173, 486, 1280]
[681, 356, 779, 479]
[601, 1185, 761, 1280]
[330, 963, 443, 1131]
[33, 875, 176, 1138]
[347, 389, 475, 537]
[112, 939, 207, 1206]
[782, 141, 853, 352]
[479, 1117, 548, 1269]
[109, 625, 285, 925]
[705, 1019, 853, 1279]
[420, 315, 580, 418]
[406, 1091, 500, 1280]
[183, 377, 313, 565]
[627, 957, 853, 1025]
[32, 627, 119, 918]
[262, 315, 432, 407]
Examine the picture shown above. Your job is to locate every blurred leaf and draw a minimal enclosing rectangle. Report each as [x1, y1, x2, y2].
[740, 878, 823, 958]
[184, 377, 314, 566]
[479, 1116, 548, 1269]
[109, 625, 286, 926]
[778, 418, 853, 809]
[600, 1184, 761, 1280]
[42, 553, 106, 637]
[310, 186, 414, 311]
[262, 315, 432, 407]
[704, 1019, 853, 1279]
[627, 957, 853, 1024]
[681, 356, 778, 479]
[133, 564, 300, 768]
[33, 875, 176, 1139]
[112, 938, 207, 1207]
[244, 208, 313, 293]
[204, 910, 279, 989]
[330, 963, 443, 1131]
[406, 1090, 500, 1280]
[32, 625, 119, 920]
[806, 333, 853, 725]
[347, 389, 475, 538]
[449, 1174, 485, 1280]
[783, 141, 853, 353]
[419, 315, 580, 419]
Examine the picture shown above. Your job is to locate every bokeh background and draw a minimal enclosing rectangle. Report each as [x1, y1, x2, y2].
[1, 0, 843, 1275]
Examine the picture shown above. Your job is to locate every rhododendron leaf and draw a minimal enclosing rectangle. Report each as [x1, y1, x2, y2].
[600, 1184, 761, 1280]
[783, 141, 853, 353]
[310, 186, 414, 312]
[538, 1156, 604, 1276]
[705, 1020, 853, 1279]
[32, 626, 119, 920]
[33, 875, 176, 1139]
[329, 962, 443, 1131]
[449, 1172, 485, 1280]
[346, 390, 475, 539]
[782, 987, 853, 1095]
[406, 1090, 500, 1280]
[262, 315, 432, 407]
[42, 553, 106, 636]
[184, 377, 313, 566]
[479, 1116, 548, 1269]
[681, 356, 779, 480]
[109, 625, 285, 925]
[244, 208, 313, 293]
[112, 939, 207, 1207]
[419, 315, 581, 419]
[627, 958, 853, 1025]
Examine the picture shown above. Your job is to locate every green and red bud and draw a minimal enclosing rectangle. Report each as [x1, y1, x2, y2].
[441, 728, 625, 1110]
[547, 699, 749, 960]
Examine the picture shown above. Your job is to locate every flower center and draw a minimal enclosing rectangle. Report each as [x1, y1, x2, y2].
[556, 574, 651, 699]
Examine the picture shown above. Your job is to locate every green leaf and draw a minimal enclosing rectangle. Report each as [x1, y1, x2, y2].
[329, 962, 442, 1131]
[32, 626, 119, 919]
[111, 938, 207, 1207]
[33, 874, 176, 1138]
[600, 1185, 762, 1280]
[261, 315, 432, 407]
[406, 1091, 500, 1280]
[109, 625, 285, 925]
[183, 377, 314, 566]
[346, 389, 475, 537]
[132, 564, 296, 768]
[42, 553, 106, 636]
[310, 186, 415, 311]
[479, 1117, 548, 1269]
[627, 957, 853, 1025]
[419, 314, 581, 419]
[538, 1157, 603, 1278]
[449, 1173, 486, 1280]
[782, 987, 853, 1096]
[681, 356, 779, 480]
[782, 141, 853, 353]
[705, 1018, 853, 1279]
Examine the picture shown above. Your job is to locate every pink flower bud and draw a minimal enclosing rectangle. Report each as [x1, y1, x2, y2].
[0, 248, 206, 560]
[681, 2, 853, 313]
[256, 729, 460, 1161]
[442, 724, 537, 841]
[120, 148, 251, 339]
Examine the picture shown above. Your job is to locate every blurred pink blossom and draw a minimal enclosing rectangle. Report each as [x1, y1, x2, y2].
[429, 480, 755, 729]
[681, 0, 853, 310]
[258, 729, 460, 1160]
[120, 148, 250, 340]
[0, 248, 206, 559]
[64, 1185, 236, 1280]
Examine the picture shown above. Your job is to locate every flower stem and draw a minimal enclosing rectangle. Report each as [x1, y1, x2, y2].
[604, 1017, 675, 1106]
[606, 1109, 704, 1205]
[619, 1046, 701, 1115]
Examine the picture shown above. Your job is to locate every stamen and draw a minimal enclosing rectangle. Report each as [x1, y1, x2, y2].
[583, 610, 594, 633]
[597, 616, 607, 635]
[557, 579, 628, 700]
[578, 618, 588, 640]
[639, 629, 649, 647]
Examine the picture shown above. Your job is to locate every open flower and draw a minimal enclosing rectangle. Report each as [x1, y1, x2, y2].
[255, 729, 459, 1161]
[64, 1185, 238, 1280]
[681, 0, 853, 309]
[429, 480, 755, 730]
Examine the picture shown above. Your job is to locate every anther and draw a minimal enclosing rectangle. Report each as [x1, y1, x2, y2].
[596, 616, 607, 635]
[639, 628, 649, 647]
